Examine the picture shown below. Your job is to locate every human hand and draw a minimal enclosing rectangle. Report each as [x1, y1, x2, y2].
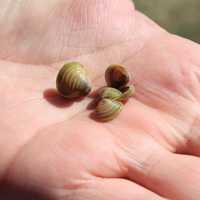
[1, 0, 200, 199]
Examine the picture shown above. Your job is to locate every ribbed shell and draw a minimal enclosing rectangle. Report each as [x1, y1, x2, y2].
[95, 99, 123, 122]
[98, 87, 123, 101]
[120, 85, 135, 101]
[56, 62, 91, 98]
[105, 65, 130, 89]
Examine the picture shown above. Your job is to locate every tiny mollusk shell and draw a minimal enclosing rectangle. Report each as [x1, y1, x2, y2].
[105, 64, 130, 89]
[119, 85, 135, 101]
[56, 62, 91, 98]
[95, 98, 123, 122]
[97, 87, 123, 101]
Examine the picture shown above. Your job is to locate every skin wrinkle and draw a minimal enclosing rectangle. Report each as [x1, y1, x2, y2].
[104, 124, 145, 171]
[55, 21, 150, 73]
[123, 150, 171, 200]
[186, 112, 200, 151]
[135, 84, 194, 150]
[64, 25, 136, 49]
[39, 6, 66, 62]
[1, 2, 152, 66]
[132, 91, 186, 151]
[176, 62, 199, 102]
[160, 114, 189, 152]
[57, 12, 69, 62]
[64, 0, 78, 54]
[190, 65, 200, 99]
[55, 2, 93, 51]
[0, 1, 57, 62]
[7, 1, 28, 54]
[58, 179, 166, 200]
[0, 1, 34, 61]
[31, 3, 60, 63]
[121, 32, 164, 64]
[104, 120, 164, 174]
[0, 0, 137, 64]
[143, 119, 177, 152]
[131, 51, 200, 152]
[5, 0, 23, 24]
[0, 0, 11, 21]
[5, 14, 136, 64]
[114, 131, 168, 197]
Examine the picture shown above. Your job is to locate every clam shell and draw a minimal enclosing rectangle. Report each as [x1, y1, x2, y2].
[97, 87, 123, 101]
[119, 85, 135, 101]
[56, 62, 91, 98]
[105, 64, 130, 89]
[95, 99, 123, 122]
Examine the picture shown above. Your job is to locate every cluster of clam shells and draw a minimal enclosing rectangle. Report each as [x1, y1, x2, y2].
[95, 65, 135, 122]
[56, 62, 135, 122]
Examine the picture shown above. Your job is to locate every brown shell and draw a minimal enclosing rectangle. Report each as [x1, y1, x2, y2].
[105, 65, 130, 89]
[56, 62, 91, 98]
[95, 99, 123, 122]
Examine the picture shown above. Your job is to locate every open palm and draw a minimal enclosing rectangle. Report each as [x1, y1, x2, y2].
[1, 0, 200, 199]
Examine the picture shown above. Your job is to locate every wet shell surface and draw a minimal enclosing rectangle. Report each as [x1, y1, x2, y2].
[95, 98, 123, 122]
[97, 87, 123, 101]
[56, 62, 91, 98]
[105, 64, 130, 89]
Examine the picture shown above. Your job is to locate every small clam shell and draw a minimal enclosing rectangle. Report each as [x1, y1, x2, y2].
[95, 99, 123, 122]
[56, 62, 91, 98]
[105, 64, 130, 89]
[119, 85, 135, 101]
[97, 87, 123, 101]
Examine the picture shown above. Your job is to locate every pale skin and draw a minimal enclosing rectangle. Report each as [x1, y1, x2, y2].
[1, 0, 200, 199]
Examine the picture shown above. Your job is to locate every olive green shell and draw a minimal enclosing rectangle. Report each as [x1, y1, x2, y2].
[105, 65, 130, 89]
[95, 99, 123, 122]
[56, 62, 91, 98]
[119, 85, 135, 101]
[97, 87, 123, 101]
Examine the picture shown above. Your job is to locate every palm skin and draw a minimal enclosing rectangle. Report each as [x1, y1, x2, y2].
[1, 0, 200, 199]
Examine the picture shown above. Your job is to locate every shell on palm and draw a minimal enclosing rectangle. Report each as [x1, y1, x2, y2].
[95, 98, 123, 122]
[56, 62, 91, 98]
[105, 64, 130, 89]
[97, 87, 123, 101]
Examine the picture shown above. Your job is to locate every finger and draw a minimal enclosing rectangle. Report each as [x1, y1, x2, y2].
[63, 178, 166, 200]
[125, 149, 200, 200]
